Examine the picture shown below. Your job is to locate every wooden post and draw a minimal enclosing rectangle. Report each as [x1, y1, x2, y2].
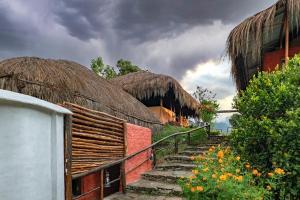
[160, 98, 163, 120]
[64, 114, 73, 200]
[187, 133, 191, 145]
[174, 135, 178, 154]
[121, 122, 127, 194]
[100, 170, 104, 200]
[285, 1, 289, 66]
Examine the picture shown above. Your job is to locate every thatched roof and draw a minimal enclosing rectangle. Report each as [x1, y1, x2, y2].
[226, 0, 300, 90]
[0, 57, 161, 129]
[110, 71, 200, 116]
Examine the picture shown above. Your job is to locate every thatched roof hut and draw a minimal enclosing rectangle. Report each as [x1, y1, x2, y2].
[110, 71, 200, 117]
[226, 0, 300, 90]
[0, 57, 162, 130]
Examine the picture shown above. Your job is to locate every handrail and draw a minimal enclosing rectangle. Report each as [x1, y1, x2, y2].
[72, 124, 209, 180]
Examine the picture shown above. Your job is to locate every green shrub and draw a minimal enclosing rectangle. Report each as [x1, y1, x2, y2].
[179, 146, 284, 199]
[230, 55, 300, 198]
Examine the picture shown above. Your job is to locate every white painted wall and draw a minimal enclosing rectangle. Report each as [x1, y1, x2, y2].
[0, 90, 71, 200]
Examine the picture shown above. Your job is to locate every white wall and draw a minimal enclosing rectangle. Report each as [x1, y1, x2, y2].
[0, 90, 71, 200]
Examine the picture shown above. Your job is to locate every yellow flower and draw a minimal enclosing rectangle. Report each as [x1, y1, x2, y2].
[218, 159, 223, 164]
[180, 176, 184, 179]
[266, 185, 272, 191]
[203, 167, 209, 172]
[219, 174, 227, 181]
[236, 169, 241, 173]
[189, 175, 196, 180]
[202, 177, 207, 181]
[217, 150, 224, 159]
[257, 172, 262, 177]
[192, 169, 199, 175]
[268, 172, 274, 177]
[191, 187, 195, 192]
[236, 156, 240, 161]
[221, 168, 224, 172]
[235, 175, 243, 182]
[212, 174, 217, 179]
[226, 173, 233, 177]
[196, 186, 204, 192]
[252, 169, 259, 176]
[274, 168, 285, 175]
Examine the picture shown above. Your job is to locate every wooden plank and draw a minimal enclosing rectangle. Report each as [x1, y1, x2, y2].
[64, 114, 73, 200]
[100, 170, 104, 200]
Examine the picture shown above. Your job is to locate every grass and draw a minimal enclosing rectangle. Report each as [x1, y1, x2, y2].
[153, 124, 208, 163]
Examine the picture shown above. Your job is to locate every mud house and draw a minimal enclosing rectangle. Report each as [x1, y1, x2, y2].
[0, 57, 162, 199]
[111, 71, 200, 127]
[226, 0, 300, 90]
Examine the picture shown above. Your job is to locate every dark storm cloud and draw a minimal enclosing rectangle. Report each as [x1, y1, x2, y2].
[54, 0, 113, 40]
[53, 0, 276, 42]
[0, 5, 29, 52]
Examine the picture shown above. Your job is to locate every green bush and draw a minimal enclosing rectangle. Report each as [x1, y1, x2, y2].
[230, 55, 300, 198]
[179, 146, 284, 199]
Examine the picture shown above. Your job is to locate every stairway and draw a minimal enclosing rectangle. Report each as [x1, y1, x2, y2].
[105, 135, 226, 200]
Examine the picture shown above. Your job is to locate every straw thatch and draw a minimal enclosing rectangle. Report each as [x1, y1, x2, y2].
[226, 0, 300, 90]
[0, 57, 162, 131]
[110, 71, 200, 116]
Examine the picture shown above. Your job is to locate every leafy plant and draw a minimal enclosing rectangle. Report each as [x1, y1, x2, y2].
[116, 59, 141, 75]
[91, 57, 117, 79]
[230, 55, 300, 198]
[179, 146, 284, 200]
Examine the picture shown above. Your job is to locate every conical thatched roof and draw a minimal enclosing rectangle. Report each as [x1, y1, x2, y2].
[0, 57, 161, 130]
[110, 71, 200, 116]
[226, 0, 300, 90]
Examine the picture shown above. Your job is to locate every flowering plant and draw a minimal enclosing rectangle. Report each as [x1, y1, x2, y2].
[179, 146, 285, 200]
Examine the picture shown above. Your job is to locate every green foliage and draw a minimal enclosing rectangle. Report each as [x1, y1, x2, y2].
[91, 57, 141, 79]
[193, 87, 219, 124]
[230, 55, 300, 198]
[199, 100, 219, 124]
[179, 146, 283, 200]
[91, 57, 117, 79]
[116, 59, 141, 76]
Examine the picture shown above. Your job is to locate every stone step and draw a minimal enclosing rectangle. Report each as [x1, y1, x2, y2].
[105, 192, 183, 200]
[165, 155, 193, 164]
[184, 146, 210, 151]
[179, 150, 206, 156]
[126, 179, 182, 197]
[142, 170, 192, 184]
[155, 163, 196, 171]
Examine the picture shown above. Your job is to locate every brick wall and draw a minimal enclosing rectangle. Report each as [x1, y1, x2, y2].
[263, 46, 300, 72]
[125, 123, 152, 184]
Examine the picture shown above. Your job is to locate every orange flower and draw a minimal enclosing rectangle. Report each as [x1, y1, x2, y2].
[245, 163, 251, 169]
[236, 156, 240, 161]
[196, 186, 204, 192]
[268, 172, 274, 177]
[219, 174, 227, 181]
[235, 175, 243, 182]
[192, 169, 199, 175]
[191, 187, 195, 192]
[274, 168, 285, 175]
[189, 175, 196, 180]
[217, 150, 224, 159]
[252, 169, 259, 176]
[212, 174, 217, 179]
[190, 156, 195, 161]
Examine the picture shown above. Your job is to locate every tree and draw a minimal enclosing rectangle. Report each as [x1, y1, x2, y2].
[193, 86, 219, 124]
[116, 59, 141, 76]
[193, 86, 216, 102]
[91, 57, 117, 79]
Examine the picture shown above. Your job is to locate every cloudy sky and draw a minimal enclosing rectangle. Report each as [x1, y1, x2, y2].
[0, 0, 277, 111]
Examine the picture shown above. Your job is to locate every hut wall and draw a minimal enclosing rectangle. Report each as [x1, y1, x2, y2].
[263, 46, 300, 72]
[125, 123, 152, 184]
[148, 106, 175, 124]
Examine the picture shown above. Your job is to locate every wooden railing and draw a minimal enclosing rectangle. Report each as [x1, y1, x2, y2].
[70, 124, 210, 200]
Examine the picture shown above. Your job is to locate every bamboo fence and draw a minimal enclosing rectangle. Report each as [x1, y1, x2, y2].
[63, 102, 126, 175]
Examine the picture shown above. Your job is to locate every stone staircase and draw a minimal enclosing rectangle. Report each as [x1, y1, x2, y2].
[106, 135, 226, 200]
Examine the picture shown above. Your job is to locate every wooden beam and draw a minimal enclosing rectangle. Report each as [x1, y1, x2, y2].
[64, 114, 73, 200]
[285, 1, 289, 66]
